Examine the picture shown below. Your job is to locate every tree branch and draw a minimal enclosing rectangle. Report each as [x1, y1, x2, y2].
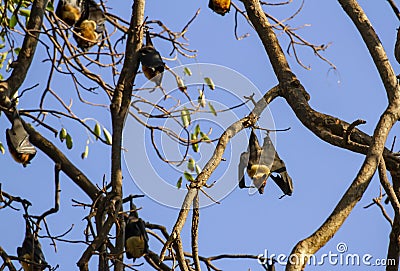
[110, 0, 146, 270]
[4, 0, 49, 99]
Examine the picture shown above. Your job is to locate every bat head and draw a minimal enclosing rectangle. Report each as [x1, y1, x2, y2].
[252, 174, 267, 194]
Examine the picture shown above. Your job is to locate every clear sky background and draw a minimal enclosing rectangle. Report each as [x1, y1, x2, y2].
[1, 0, 399, 270]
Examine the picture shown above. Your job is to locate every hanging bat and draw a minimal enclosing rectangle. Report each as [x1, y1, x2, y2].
[6, 113, 36, 167]
[55, 0, 82, 26]
[208, 0, 231, 16]
[17, 221, 47, 271]
[138, 31, 165, 87]
[124, 207, 149, 262]
[73, 0, 105, 51]
[238, 129, 293, 196]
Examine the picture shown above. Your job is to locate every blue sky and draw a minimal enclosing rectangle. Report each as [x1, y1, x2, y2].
[1, 0, 399, 270]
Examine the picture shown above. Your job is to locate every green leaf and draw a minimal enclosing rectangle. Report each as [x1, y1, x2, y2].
[198, 89, 206, 108]
[59, 128, 67, 142]
[103, 128, 112, 145]
[200, 131, 210, 142]
[183, 67, 192, 76]
[194, 124, 200, 138]
[181, 108, 191, 128]
[81, 145, 89, 159]
[14, 47, 20, 55]
[0, 142, 5, 154]
[176, 176, 183, 189]
[9, 15, 17, 28]
[191, 133, 199, 153]
[66, 133, 73, 149]
[183, 171, 194, 182]
[19, 9, 30, 17]
[46, 1, 54, 12]
[94, 123, 101, 140]
[188, 158, 195, 172]
[195, 164, 201, 175]
[204, 77, 215, 90]
[0, 43, 5, 50]
[208, 102, 217, 116]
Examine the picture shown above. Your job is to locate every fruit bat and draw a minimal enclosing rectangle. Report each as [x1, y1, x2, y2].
[138, 31, 165, 87]
[55, 0, 81, 26]
[208, 0, 231, 16]
[17, 221, 47, 271]
[238, 129, 293, 196]
[124, 207, 149, 262]
[6, 112, 36, 167]
[73, 0, 105, 51]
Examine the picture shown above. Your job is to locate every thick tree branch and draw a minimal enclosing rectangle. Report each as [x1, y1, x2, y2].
[3, 0, 49, 99]
[110, 0, 145, 270]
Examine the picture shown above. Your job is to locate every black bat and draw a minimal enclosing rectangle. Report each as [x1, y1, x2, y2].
[6, 113, 36, 167]
[124, 207, 149, 262]
[208, 0, 231, 16]
[73, 0, 105, 51]
[238, 129, 293, 196]
[139, 31, 165, 87]
[17, 221, 47, 271]
[55, 0, 82, 26]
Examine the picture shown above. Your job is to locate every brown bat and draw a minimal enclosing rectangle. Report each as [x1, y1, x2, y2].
[6, 112, 36, 167]
[238, 129, 293, 196]
[73, 0, 105, 51]
[17, 220, 47, 271]
[208, 0, 231, 16]
[138, 31, 165, 87]
[124, 205, 149, 262]
[56, 0, 81, 26]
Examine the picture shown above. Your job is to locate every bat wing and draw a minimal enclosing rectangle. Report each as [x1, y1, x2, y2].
[238, 151, 249, 189]
[269, 140, 293, 196]
[138, 218, 149, 252]
[247, 129, 262, 169]
[259, 133, 275, 171]
[139, 47, 164, 69]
